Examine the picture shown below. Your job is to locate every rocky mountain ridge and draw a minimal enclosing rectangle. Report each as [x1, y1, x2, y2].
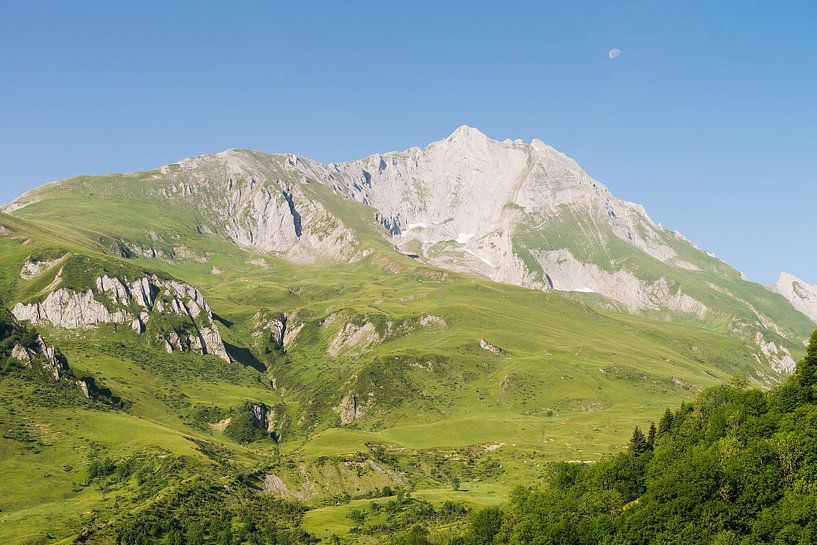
[770, 272, 817, 324]
[2, 126, 813, 374]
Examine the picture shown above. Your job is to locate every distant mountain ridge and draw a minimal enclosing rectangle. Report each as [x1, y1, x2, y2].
[2, 125, 813, 374]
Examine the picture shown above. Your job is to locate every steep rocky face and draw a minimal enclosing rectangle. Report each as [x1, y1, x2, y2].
[11, 334, 71, 380]
[12, 271, 230, 362]
[335, 393, 373, 425]
[148, 151, 363, 264]
[325, 126, 709, 308]
[770, 273, 817, 324]
[251, 309, 293, 353]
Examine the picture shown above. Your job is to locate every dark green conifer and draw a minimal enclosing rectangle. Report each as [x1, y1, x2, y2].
[628, 426, 649, 456]
[796, 330, 817, 400]
[658, 408, 673, 436]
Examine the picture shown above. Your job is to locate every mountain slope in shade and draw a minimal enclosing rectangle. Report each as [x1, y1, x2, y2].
[1, 126, 813, 375]
[770, 272, 817, 324]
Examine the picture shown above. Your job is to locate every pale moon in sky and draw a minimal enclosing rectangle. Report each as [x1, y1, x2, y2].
[608, 48, 621, 59]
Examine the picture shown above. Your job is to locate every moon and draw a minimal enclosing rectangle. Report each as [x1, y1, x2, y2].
[608, 48, 621, 59]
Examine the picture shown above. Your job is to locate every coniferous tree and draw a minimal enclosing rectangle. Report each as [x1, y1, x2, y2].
[658, 408, 673, 436]
[647, 422, 657, 450]
[628, 426, 649, 456]
[796, 330, 817, 400]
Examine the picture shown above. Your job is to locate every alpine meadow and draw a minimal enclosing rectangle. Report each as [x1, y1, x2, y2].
[2, 3, 817, 544]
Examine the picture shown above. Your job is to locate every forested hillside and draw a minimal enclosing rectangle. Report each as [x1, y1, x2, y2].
[429, 331, 817, 545]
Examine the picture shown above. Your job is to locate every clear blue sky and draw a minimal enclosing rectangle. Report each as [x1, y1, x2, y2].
[1, 1, 815, 284]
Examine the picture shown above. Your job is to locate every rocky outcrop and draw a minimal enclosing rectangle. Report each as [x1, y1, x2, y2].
[4, 314, 116, 401]
[754, 332, 797, 374]
[419, 315, 447, 328]
[12, 273, 230, 362]
[770, 273, 817, 324]
[140, 150, 364, 264]
[20, 254, 67, 280]
[321, 126, 713, 311]
[328, 321, 381, 357]
[335, 393, 373, 424]
[530, 248, 708, 316]
[480, 339, 503, 354]
[4, 126, 813, 371]
[251, 310, 289, 353]
[238, 402, 288, 441]
[11, 334, 71, 380]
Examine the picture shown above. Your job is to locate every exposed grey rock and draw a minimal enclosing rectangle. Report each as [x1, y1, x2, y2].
[480, 339, 503, 354]
[20, 254, 66, 279]
[335, 393, 373, 424]
[419, 315, 447, 328]
[249, 403, 268, 429]
[251, 310, 287, 352]
[109, 240, 132, 258]
[328, 321, 381, 357]
[78, 378, 92, 398]
[3, 126, 810, 375]
[770, 272, 817, 324]
[11, 344, 32, 365]
[36, 335, 70, 379]
[262, 474, 291, 496]
[12, 273, 230, 362]
[754, 332, 797, 374]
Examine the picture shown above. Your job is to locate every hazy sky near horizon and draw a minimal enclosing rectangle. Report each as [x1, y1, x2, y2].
[1, 1, 815, 284]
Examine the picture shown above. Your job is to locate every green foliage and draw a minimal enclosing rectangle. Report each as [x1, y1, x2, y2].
[436, 338, 817, 544]
[796, 330, 817, 400]
[223, 403, 271, 444]
[389, 525, 433, 545]
[468, 506, 503, 545]
[627, 426, 649, 456]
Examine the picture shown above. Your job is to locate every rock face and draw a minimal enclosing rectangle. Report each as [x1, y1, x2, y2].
[335, 393, 373, 424]
[753, 332, 797, 374]
[324, 126, 710, 313]
[244, 402, 288, 440]
[328, 321, 381, 357]
[11, 334, 71, 380]
[3, 311, 112, 400]
[12, 273, 230, 362]
[251, 309, 290, 353]
[20, 254, 66, 279]
[770, 273, 817, 324]
[145, 151, 364, 264]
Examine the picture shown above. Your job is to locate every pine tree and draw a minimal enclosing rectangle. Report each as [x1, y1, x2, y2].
[647, 422, 657, 450]
[628, 426, 649, 456]
[658, 408, 673, 436]
[796, 330, 817, 400]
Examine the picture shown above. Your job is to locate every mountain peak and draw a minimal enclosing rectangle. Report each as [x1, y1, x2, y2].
[445, 124, 490, 143]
